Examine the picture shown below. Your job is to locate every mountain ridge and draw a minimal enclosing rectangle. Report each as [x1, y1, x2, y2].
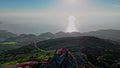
[0, 29, 120, 52]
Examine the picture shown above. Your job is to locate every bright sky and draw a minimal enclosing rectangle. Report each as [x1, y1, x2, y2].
[0, 0, 120, 34]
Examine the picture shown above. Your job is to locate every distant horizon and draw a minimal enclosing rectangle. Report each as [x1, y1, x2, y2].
[0, 0, 120, 34]
[0, 28, 120, 35]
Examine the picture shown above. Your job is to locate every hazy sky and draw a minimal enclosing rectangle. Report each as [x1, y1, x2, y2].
[0, 0, 120, 34]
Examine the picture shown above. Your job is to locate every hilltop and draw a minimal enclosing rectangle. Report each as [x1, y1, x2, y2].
[1, 36, 120, 68]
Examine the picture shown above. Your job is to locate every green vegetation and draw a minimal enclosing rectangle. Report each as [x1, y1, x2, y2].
[0, 50, 54, 67]
[0, 42, 16, 45]
[97, 54, 120, 68]
[0, 42, 17, 53]
[0, 36, 120, 68]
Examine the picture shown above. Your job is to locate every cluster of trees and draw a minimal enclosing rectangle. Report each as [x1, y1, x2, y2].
[0, 46, 54, 67]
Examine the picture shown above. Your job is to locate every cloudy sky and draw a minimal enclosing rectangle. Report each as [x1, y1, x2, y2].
[0, 0, 120, 34]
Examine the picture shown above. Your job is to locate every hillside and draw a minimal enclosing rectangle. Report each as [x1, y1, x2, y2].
[83, 29, 120, 40]
[1, 36, 120, 68]
[0, 30, 17, 41]
[1, 29, 120, 52]
[55, 29, 120, 41]
[0, 32, 54, 52]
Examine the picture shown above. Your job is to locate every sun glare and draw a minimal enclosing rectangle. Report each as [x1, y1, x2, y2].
[66, 16, 78, 32]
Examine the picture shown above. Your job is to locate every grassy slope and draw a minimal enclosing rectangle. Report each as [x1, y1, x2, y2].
[0, 42, 18, 53]
[0, 50, 54, 67]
